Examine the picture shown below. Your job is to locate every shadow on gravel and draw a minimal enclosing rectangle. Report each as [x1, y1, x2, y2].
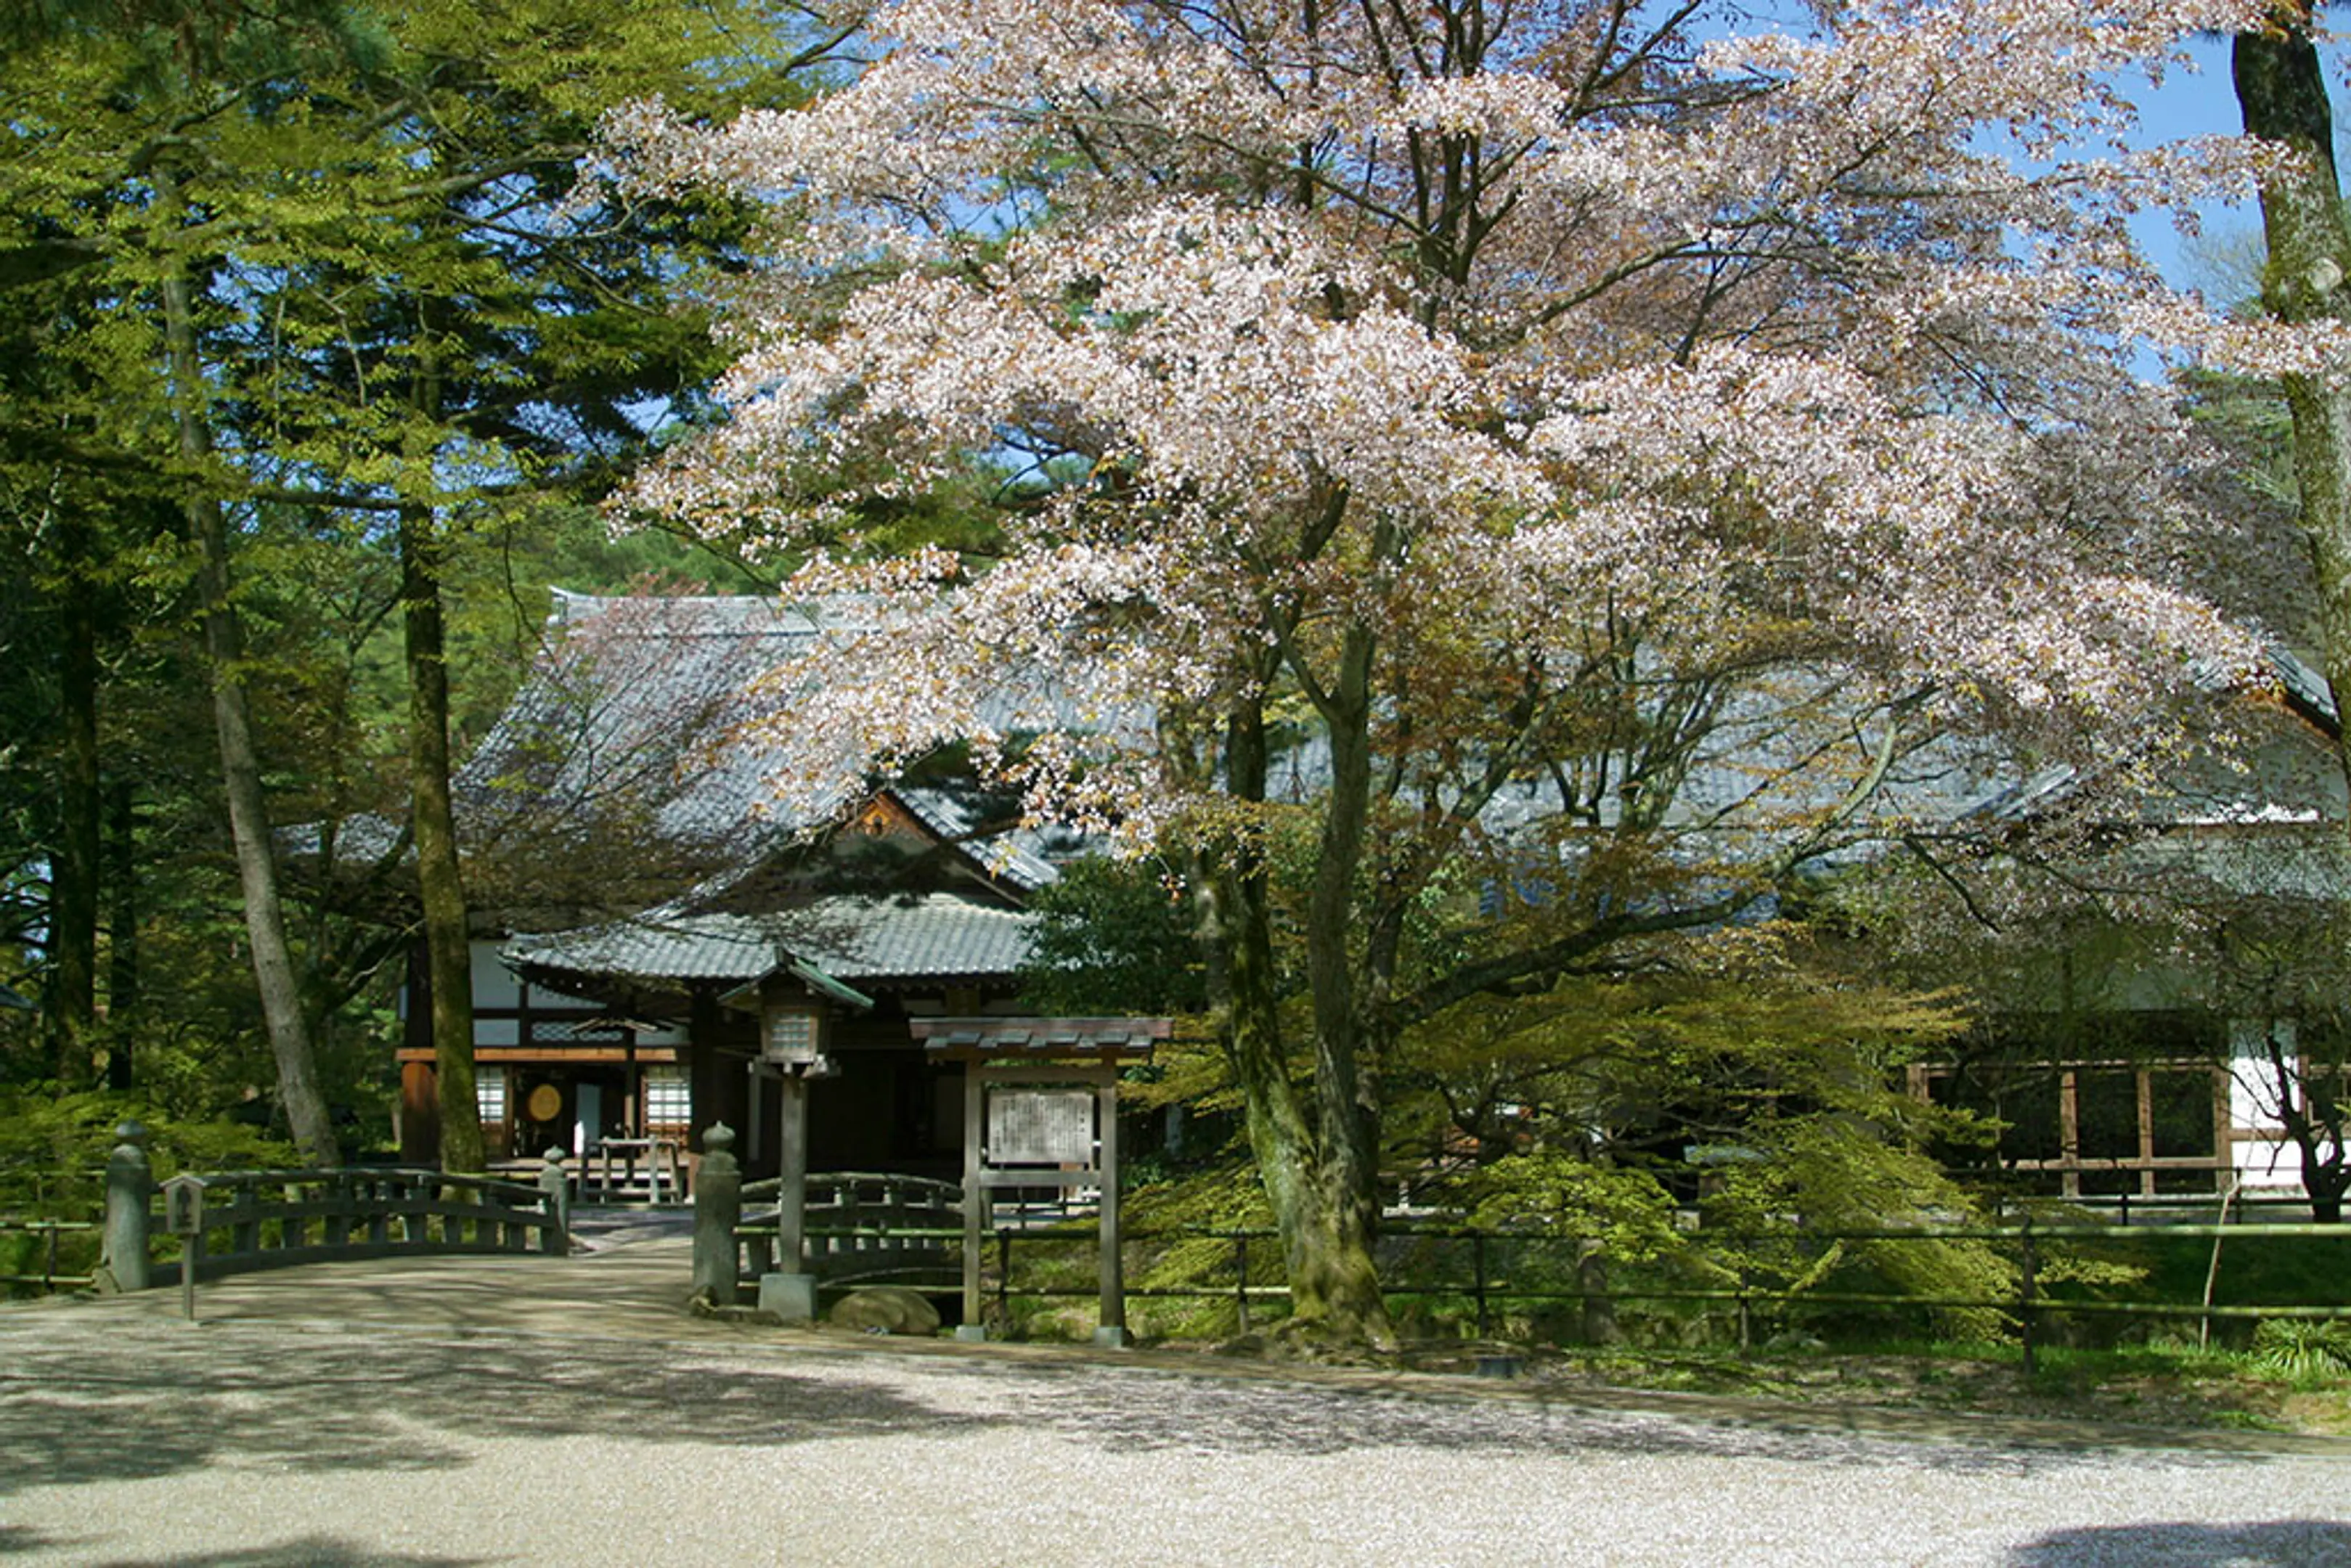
[2008, 1519, 2351, 1566]
[964, 1359, 2270, 1476]
[0, 1320, 987, 1498]
[86, 1538, 489, 1567]
[0, 1310, 2299, 1506]
[0, 1527, 77, 1559]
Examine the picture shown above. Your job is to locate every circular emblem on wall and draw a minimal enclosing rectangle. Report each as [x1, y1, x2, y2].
[526, 1083, 563, 1123]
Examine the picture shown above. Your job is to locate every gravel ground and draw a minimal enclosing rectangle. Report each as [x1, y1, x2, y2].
[4, 1244, 2348, 1567]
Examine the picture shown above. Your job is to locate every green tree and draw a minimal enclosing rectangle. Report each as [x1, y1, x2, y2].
[0, 1, 828, 1166]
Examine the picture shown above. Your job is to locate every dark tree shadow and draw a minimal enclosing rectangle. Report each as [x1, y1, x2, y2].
[0, 1306, 2308, 1516]
[0, 1527, 75, 1559]
[2008, 1520, 2351, 1566]
[0, 1319, 989, 1498]
[84, 1540, 487, 1568]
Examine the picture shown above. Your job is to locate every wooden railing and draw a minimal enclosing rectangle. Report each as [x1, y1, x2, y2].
[1, 1218, 98, 1291]
[158, 1166, 569, 1282]
[736, 1170, 962, 1288]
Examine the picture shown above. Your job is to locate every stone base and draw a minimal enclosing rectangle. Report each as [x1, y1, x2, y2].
[1092, 1326, 1129, 1349]
[757, 1271, 817, 1324]
[953, 1323, 988, 1342]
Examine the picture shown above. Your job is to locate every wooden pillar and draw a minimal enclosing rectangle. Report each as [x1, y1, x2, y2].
[776, 1074, 809, 1273]
[2136, 1068, 2156, 1198]
[687, 984, 743, 1155]
[961, 1069, 985, 1339]
[2058, 1068, 2081, 1199]
[399, 1060, 439, 1166]
[2213, 1062, 2235, 1193]
[1096, 1071, 1124, 1345]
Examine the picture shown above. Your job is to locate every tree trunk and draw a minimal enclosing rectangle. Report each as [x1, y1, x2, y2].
[1295, 613, 1394, 1345]
[158, 197, 339, 1166]
[104, 779, 137, 1090]
[2252, 1019, 2347, 1224]
[44, 510, 99, 1084]
[403, 500, 484, 1175]
[1197, 690, 1393, 1347]
[2238, 15, 2351, 1227]
[2236, 16, 2351, 807]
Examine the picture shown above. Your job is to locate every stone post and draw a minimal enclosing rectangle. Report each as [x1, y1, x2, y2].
[100, 1120, 153, 1293]
[537, 1148, 571, 1255]
[690, 1122, 741, 1306]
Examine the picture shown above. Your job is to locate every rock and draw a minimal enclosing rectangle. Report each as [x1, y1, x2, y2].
[828, 1286, 942, 1336]
[687, 1286, 783, 1326]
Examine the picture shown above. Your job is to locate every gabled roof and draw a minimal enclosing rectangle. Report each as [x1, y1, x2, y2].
[459, 592, 1076, 902]
[458, 592, 866, 861]
[505, 891, 1038, 992]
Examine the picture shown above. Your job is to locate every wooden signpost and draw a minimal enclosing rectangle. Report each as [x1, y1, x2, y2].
[910, 1018, 1168, 1347]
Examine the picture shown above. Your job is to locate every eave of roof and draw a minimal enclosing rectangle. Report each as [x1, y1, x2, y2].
[909, 1016, 1170, 1063]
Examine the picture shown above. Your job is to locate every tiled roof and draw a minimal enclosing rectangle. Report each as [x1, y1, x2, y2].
[892, 785, 1064, 891]
[457, 593, 857, 861]
[910, 1016, 1170, 1062]
[456, 593, 1096, 894]
[505, 892, 1038, 989]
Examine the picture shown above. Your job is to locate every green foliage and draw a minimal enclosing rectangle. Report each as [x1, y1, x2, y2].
[0, 1087, 296, 1214]
[2251, 1318, 2351, 1382]
[1119, 1163, 1282, 1335]
[0, 0, 839, 1133]
[1020, 856, 1208, 1015]
[1393, 923, 1979, 1173]
[1697, 1124, 2013, 1339]
[1125, 1162, 1277, 1231]
[1460, 1154, 1683, 1265]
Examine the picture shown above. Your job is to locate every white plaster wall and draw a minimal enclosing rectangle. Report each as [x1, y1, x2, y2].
[2228, 1016, 2307, 1191]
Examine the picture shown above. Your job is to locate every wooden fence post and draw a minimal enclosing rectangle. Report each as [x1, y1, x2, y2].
[996, 1227, 1012, 1326]
[2018, 1214, 2039, 1379]
[1472, 1231, 1490, 1339]
[1578, 1238, 1620, 1347]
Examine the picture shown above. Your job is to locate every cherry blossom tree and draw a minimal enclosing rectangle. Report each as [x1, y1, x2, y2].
[608, 0, 2329, 1344]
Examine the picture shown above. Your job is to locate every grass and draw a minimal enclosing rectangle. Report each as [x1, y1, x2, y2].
[980, 1220, 2351, 1433]
[986, 1289, 2351, 1436]
[1507, 1336, 2351, 1436]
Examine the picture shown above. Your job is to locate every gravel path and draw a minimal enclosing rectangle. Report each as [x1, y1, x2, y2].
[4, 1242, 2348, 1566]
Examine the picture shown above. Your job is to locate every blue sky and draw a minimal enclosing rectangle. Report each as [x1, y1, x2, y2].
[2126, 32, 2291, 297]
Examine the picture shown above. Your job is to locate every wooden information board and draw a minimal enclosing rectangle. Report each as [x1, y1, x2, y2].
[987, 1087, 1094, 1165]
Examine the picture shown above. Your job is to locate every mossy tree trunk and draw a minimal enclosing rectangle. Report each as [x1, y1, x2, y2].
[2237, 13, 2351, 796]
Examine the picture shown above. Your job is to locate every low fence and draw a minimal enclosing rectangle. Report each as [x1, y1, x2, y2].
[0, 1219, 97, 1291]
[974, 1215, 2351, 1365]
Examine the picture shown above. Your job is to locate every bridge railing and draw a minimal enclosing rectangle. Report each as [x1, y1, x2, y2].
[736, 1170, 963, 1288]
[97, 1123, 569, 1291]
[167, 1167, 568, 1281]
